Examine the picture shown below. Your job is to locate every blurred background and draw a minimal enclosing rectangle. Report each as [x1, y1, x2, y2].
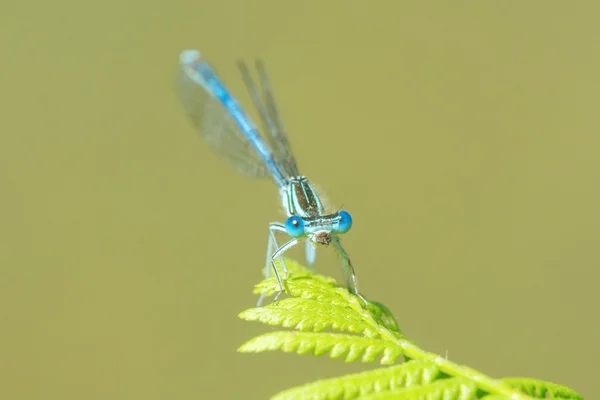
[0, 1, 597, 399]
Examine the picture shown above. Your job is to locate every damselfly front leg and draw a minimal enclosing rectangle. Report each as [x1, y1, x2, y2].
[270, 237, 300, 301]
[258, 222, 287, 306]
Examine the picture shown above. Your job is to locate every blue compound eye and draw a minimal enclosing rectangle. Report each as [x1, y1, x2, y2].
[285, 215, 305, 237]
[337, 210, 353, 233]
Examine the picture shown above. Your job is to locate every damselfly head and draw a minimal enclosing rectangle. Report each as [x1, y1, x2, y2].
[284, 209, 353, 245]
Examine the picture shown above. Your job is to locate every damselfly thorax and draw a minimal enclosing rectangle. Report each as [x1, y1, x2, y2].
[280, 176, 347, 246]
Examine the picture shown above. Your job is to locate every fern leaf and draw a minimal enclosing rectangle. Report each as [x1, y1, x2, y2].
[254, 277, 360, 308]
[239, 259, 582, 399]
[367, 301, 402, 337]
[238, 331, 402, 364]
[239, 298, 379, 337]
[254, 259, 369, 310]
[356, 377, 477, 400]
[501, 378, 584, 399]
[272, 360, 441, 400]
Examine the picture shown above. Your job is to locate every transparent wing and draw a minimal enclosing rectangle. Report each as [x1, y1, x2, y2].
[238, 59, 300, 178]
[177, 50, 270, 179]
[256, 60, 300, 178]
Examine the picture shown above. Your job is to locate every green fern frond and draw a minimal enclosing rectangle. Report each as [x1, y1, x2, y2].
[253, 274, 359, 308]
[239, 298, 379, 337]
[357, 377, 477, 400]
[477, 396, 512, 400]
[501, 378, 584, 399]
[239, 331, 402, 363]
[238, 259, 583, 400]
[272, 360, 440, 400]
[366, 301, 402, 337]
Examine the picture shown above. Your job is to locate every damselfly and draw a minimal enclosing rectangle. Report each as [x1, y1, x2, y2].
[177, 50, 364, 305]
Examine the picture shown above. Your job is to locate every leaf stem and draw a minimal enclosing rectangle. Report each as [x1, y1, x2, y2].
[361, 306, 532, 400]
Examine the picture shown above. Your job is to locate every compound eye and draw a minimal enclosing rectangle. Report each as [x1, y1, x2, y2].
[337, 210, 352, 233]
[285, 215, 305, 237]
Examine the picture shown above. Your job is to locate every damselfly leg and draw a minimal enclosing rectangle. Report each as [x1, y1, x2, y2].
[270, 238, 300, 301]
[305, 240, 317, 268]
[257, 222, 287, 306]
[331, 236, 368, 307]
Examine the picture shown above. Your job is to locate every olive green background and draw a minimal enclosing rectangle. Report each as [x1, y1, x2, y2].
[0, 1, 597, 399]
